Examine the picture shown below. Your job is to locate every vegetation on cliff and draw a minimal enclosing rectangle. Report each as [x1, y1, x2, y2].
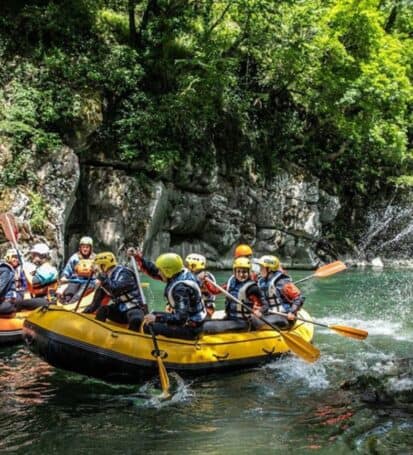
[0, 1, 412, 238]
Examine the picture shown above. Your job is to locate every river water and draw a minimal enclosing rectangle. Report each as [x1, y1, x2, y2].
[1, 269, 412, 454]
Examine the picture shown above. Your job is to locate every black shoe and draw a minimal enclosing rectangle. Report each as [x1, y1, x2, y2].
[95, 307, 108, 322]
[128, 320, 142, 332]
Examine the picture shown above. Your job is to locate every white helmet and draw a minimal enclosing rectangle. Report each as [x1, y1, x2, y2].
[79, 236, 93, 246]
[30, 243, 50, 256]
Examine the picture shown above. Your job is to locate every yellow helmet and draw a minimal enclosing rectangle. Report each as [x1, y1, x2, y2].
[234, 244, 253, 258]
[233, 257, 251, 270]
[155, 253, 183, 279]
[185, 253, 206, 272]
[94, 252, 117, 273]
[256, 255, 280, 271]
[5, 248, 18, 262]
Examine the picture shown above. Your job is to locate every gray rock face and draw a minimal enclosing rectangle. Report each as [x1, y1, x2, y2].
[0, 146, 79, 266]
[133, 169, 340, 268]
[2, 147, 341, 268]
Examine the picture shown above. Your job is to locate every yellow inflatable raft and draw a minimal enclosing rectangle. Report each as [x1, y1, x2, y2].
[0, 292, 95, 346]
[23, 305, 315, 383]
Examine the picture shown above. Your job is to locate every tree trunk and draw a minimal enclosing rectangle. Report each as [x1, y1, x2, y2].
[128, 0, 137, 47]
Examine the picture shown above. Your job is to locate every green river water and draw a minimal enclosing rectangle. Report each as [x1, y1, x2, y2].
[0, 269, 412, 454]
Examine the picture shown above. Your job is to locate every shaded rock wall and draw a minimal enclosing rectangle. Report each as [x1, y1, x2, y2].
[65, 163, 340, 269]
[0, 146, 341, 268]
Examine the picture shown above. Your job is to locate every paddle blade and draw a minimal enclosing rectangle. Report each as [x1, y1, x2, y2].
[157, 357, 171, 397]
[0, 213, 18, 245]
[330, 325, 368, 341]
[314, 261, 347, 278]
[281, 331, 320, 363]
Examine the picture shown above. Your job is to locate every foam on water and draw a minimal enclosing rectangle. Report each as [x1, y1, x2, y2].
[132, 372, 194, 408]
[316, 316, 412, 341]
[265, 356, 330, 390]
[387, 377, 413, 392]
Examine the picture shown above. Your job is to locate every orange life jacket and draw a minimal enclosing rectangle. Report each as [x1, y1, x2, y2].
[74, 259, 94, 278]
[27, 280, 58, 299]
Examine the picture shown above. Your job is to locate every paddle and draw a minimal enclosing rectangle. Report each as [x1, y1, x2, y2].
[294, 260, 347, 285]
[73, 273, 94, 312]
[0, 212, 24, 265]
[205, 278, 320, 363]
[147, 323, 170, 398]
[130, 256, 170, 397]
[269, 310, 368, 341]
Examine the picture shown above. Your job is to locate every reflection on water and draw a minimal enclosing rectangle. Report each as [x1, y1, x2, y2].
[0, 269, 412, 453]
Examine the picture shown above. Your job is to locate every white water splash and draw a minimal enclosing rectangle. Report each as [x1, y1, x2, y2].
[266, 356, 330, 390]
[316, 316, 411, 341]
[387, 377, 413, 392]
[134, 372, 194, 408]
[358, 201, 413, 258]
[380, 222, 413, 249]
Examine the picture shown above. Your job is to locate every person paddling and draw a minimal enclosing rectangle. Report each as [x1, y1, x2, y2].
[185, 253, 216, 318]
[256, 255, 304, 329]
[0, 253, 18, 317]
[57, 236, 96, 304]
[234, 244, 259, 280]
[128, 250, 207, 340]
[5, 248, 27, 304]
[223, 257, 265, 329]
[204, 257, 265, 330]
[83, 252, 147, 331]
[18, 243, 58, 310]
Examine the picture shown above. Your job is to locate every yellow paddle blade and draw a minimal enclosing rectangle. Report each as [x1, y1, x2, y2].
[157, 357, 170, 397]
[281, 331, 320, 363]
[329, 325, 368, 340]
[314, 261, 347, 278]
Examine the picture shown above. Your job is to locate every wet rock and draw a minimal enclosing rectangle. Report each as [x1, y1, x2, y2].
[340, 358, 413, 410]
[2, 144, 341, 267]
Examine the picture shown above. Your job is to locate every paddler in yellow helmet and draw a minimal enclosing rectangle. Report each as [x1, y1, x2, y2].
[56, 236, 96, 304]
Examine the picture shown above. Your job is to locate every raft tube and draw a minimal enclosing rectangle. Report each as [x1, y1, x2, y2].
[0, 311, 31, 345]
[23, 305, 315, 383]
[0, 292, 95, 346]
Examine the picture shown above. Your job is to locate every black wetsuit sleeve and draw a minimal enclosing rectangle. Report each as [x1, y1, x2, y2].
[139, 257, 163, 281]
[98, 268, 136, 297]
[246, 283, 267, 311]
[0, 267, 14, 296]
[83, 287, 107, 313]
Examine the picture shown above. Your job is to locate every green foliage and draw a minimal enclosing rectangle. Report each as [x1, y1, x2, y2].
[96, 8, 130, 44]
[0, 146, 37, 188]
[0, 0, 411, 224]
[28, 191, 48, 234]
[389, 175, 413, 187]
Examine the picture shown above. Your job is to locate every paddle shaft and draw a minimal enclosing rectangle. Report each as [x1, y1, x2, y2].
[147, 323, 162, 354]
[130, 256, 147, 307]
[130, 256, 170, 395]
[294, 261, 347, 285]
[270, 310, 368, 340]
[294, 274, 314, 285]
[73, 273, 94, 312]
[0, 213, 24, 265]
[268, 309, 322, 327]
